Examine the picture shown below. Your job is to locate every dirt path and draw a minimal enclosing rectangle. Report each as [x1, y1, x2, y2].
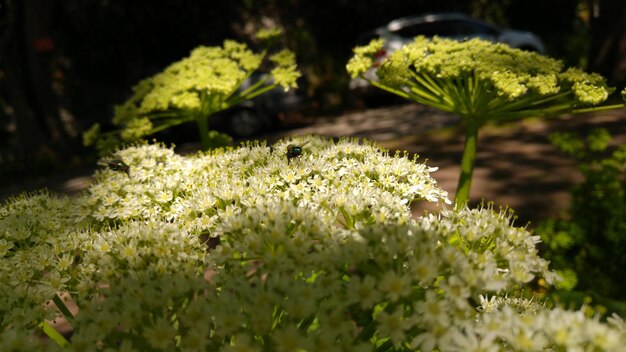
[3, 103, 626, 226]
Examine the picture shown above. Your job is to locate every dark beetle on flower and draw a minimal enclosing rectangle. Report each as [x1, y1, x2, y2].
[107, 159, 130, 175]
[286, 141, 309, 164]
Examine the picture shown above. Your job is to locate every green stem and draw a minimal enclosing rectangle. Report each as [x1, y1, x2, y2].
[354, 317, 378, 342]
[572, 103, 625, 114]
[237, 75, 270, 98]
[370, 80, 410, 99]
[408, 85, 443, 105]
[149, 114, 195, 134]
[195, 114, 211, 151]
[455, 121, 479, 208]
[53, 293, 75, 323]
[374, 339, 394, 352]
[39, 320, 70, 347]
[231, 83, 276, 105]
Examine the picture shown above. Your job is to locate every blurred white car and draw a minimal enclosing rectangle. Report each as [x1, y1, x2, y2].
[350, 12, 546, 90]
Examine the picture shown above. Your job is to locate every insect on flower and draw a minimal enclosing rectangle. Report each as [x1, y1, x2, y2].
[286, 141, 309, 164]
[107, 159, 130, 175]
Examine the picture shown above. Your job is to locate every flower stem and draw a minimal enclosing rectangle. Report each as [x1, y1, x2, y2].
[53, 293, 75, 323]
[572, 103, 625, 114]
[370, 80, 410, 99]
[455, 121, 479, 208]
[195, 114, 211, 151]
[39, 320, 70, 347]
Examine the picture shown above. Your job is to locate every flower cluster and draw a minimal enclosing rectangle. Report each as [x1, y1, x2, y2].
[84, 32, 301, 153]
[207, 203, 560, 351]
[347, 36, 615, 123]
[79, 137, 450, 231]
[348, 36, 625, 207]
[0, 192, 77, 329]
[472, 300, 626, 351]
[2, 136, 626, 351]
[112, 40, 297, 127]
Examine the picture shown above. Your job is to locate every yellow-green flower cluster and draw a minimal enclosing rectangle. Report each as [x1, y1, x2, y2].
[114, 42, 260, 125]
[348, 37, 615, 123]
[2, 136, 626, 351]
[270, 50, 300, 90]
[112, 42, 260, 129]
[346, 38, 385, 78]
[85, 35, 300, 153]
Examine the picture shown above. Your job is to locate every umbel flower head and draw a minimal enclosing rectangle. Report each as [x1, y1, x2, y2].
[348, 37, 625, 206]
[85, 30, 300, 153]
[348, 36, 618, 124]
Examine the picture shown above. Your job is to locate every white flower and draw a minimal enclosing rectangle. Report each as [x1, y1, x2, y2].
[415, 291, 449, 328]
[378, 271, 412, 302]
[347, 275, 383, 309]
[376, 307, 414, 347]
[142, 317, 176, 349]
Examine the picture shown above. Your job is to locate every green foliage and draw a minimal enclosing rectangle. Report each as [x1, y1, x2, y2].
[537, 128, 626, 311]
[347, 36, 624, 206]
[84, 31, 300, 154]
[3, 137, 626, 350]
[204, 130, 233, 149]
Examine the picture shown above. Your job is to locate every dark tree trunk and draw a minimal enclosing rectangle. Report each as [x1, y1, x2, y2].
[587, 0, 626, 85]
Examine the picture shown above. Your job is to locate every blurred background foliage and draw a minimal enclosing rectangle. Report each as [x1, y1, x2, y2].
[1, 0, 626, 180]
[537, 129, 626, 316]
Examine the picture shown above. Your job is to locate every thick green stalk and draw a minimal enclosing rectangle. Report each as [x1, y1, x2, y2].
[455, 120, 479, 208]
[195, 114, 211, 151]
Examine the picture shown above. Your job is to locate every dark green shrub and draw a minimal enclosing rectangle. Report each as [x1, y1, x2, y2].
[537, 128, 626, 313]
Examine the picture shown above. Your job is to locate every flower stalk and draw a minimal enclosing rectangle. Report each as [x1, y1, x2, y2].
[456, 120, 479, 207]
[52, 293, 75, 323]
[38, 321, 69, 347]
[195, 114, 211, 151]
[347, 36, 625, 204]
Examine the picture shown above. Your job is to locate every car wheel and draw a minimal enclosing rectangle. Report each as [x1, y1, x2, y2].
[228, 108, 267, 138]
